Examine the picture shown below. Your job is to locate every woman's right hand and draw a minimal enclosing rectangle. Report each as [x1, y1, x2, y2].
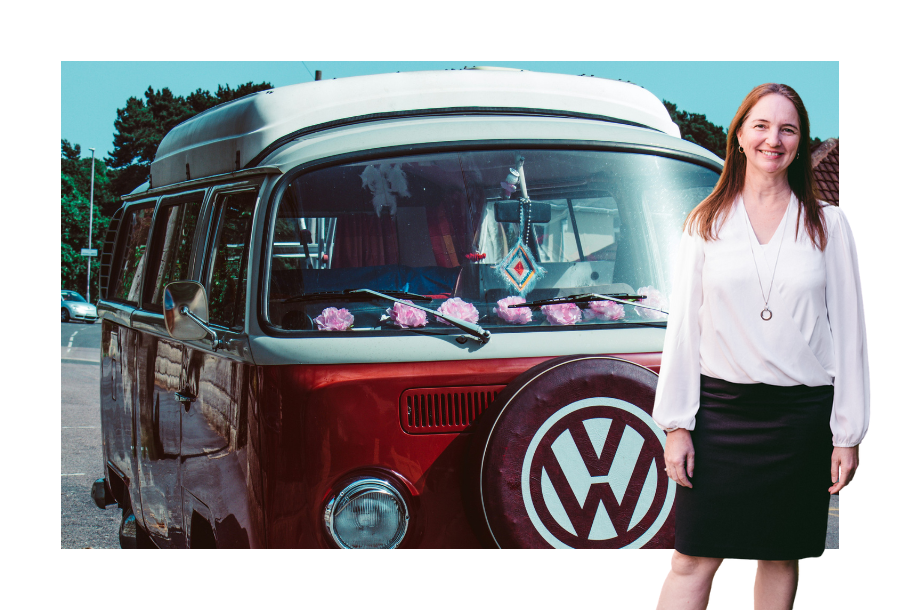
[664, 428, 694, 488]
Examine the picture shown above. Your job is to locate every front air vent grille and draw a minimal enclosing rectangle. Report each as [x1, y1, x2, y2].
[400, 385, 505, 434]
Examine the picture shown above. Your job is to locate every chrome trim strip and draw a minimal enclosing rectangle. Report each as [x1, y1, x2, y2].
[97, 300, 136, 327]
[130, 309, 167, 334]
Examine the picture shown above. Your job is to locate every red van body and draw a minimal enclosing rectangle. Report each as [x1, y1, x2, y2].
[93, 69, 721, 548]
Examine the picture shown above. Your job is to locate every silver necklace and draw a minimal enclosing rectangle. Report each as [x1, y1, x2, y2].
[744, 201, 788, 321]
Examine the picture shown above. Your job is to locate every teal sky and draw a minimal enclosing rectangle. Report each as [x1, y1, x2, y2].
[61, 61, 838, 159]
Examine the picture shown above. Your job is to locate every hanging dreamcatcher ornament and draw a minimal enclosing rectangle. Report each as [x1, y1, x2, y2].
[493, 156, 546, 295]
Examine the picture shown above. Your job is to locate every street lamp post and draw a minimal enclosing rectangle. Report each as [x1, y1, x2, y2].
[87, 148, 95, 303]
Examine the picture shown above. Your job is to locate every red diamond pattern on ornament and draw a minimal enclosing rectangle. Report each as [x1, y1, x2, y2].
[496, 243, 545, 295]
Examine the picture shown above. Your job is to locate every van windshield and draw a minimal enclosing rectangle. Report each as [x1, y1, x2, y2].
[265, 149, 718, 332]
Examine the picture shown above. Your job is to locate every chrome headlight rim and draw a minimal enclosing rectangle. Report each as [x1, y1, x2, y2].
[324, 477, 410, 549]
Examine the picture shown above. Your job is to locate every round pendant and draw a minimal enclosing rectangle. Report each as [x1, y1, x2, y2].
[760, 308, 773, 321]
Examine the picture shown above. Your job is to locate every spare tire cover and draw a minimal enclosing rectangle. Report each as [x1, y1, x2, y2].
[466, 356, 675, 548]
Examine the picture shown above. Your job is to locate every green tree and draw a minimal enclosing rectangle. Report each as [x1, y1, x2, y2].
[62, 140, 120, 217]
[61, 140, 112, 301]
[663, 101, 728, 159]
[62, 81, 273, 302]
[107, 82, 273, 196]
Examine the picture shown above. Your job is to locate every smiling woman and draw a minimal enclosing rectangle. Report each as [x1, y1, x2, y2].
[739, 94, 801, 184]
[653, 83, 868, 610]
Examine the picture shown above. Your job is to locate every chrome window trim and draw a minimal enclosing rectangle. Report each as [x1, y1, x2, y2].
[198, 182, 264, 293]
[122, 166, 281, 201]
[143, 190, 208, 313]
[107, 199, 157, 308]
[102, 178, 263, 345]
[199, 185, 262, 334]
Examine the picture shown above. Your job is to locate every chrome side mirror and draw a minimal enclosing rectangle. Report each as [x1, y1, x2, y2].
[164, 281, 220, 345]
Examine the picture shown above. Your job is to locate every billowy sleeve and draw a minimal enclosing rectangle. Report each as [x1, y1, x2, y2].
[824, 206, 870, 447]
[652, 228, 705, 431]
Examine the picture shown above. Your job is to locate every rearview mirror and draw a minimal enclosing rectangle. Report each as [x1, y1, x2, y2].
[494, 200, 551, 223]
[164, 281, 211, 341]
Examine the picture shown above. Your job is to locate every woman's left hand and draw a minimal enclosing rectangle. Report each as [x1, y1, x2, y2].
[829, 445, 860, 494]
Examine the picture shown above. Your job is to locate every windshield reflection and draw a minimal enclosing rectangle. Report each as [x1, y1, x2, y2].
[266, 149, 718, 332]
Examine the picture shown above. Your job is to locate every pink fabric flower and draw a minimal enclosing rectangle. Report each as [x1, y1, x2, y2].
[635, 286, 668, 320]
[436, 298, 479, 325]
[314, 307, 354, 331]
[386, 300, 428, 328]
[585, 300, 625, 321]
[494, 296, 533, 324]
[541, 302, 583, 326]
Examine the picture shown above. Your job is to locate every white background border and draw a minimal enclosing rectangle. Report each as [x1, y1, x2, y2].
[23, 3, 896, 609]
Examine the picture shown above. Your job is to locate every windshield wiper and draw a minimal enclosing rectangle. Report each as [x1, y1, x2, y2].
[281, 289, 432, 304]
[510, 293, 669, 316]
[350, 288, 491, 344]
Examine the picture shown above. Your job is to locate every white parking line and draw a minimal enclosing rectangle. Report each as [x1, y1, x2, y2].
[61, 473, 85, 476]
[67, 330, 78, 353]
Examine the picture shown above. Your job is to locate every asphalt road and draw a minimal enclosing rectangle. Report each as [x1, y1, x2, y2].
[61, 320, 121, 549]
[60, 319, 839, 549]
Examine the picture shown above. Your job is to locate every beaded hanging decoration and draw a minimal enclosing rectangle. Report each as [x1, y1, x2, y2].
[494, 199, 546, 295]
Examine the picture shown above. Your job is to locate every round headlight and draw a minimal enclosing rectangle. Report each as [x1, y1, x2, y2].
[324, 478, 409, 549]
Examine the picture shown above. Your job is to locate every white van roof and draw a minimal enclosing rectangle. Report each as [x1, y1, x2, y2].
[150, 69, 681, 188]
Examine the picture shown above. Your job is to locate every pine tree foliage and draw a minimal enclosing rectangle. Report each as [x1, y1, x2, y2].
[663, 101, 728, 159]
[61, 81, 274, 298]
[61, 139, 113, 301]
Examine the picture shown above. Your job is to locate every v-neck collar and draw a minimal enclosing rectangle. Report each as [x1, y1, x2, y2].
[738, 193, 795, 248]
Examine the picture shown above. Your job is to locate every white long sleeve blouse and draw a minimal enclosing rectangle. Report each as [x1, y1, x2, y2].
[652, 194, 869, 447]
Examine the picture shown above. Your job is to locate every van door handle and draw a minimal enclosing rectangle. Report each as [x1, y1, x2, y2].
[175, 391, 196, 408]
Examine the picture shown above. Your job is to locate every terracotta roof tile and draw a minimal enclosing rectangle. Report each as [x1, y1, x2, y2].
[812, 138, 839, 206]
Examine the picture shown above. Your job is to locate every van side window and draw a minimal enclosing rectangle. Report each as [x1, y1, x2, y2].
[205, 191, 256, 329]
[112, 206, 154, 304]
[145, 197, 203, 309]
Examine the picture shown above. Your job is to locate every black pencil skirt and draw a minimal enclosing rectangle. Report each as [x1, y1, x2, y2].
[674, 375, 834, 560]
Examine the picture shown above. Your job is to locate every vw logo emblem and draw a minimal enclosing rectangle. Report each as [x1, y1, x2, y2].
[521, 397, 675, 548]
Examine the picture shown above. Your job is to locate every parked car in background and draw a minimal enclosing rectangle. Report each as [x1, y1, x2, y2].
[61, 290, 97, 323]
[91, 68, 723, 549]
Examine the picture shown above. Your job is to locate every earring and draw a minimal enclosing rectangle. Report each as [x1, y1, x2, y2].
[739, 145, 744, 154]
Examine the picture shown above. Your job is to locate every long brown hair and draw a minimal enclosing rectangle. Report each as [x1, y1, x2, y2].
[685, 83, 827, 250]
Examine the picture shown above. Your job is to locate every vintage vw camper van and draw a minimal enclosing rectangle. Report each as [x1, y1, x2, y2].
[91, 68, 722, 549]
